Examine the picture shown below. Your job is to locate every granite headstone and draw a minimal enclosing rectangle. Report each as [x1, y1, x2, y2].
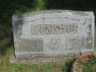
[12, 10, 94, 59]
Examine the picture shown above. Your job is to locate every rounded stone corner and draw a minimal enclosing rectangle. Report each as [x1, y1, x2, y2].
[12, 14, 18, 19]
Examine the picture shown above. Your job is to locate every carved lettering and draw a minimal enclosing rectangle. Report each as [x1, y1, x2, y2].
[31, 24, 78, 35]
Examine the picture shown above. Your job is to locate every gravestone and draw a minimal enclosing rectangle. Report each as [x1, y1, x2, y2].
[12, 10, 94, 59]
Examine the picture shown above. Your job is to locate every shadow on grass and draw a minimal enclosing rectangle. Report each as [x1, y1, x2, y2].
[0, 37, 12, 55]
[62, 59, 76, 72]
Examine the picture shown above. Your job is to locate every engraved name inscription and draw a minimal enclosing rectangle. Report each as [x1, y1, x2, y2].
[31, 24, 78, 35]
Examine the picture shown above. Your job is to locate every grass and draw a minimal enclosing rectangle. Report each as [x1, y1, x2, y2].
[7, 63, 55, 72]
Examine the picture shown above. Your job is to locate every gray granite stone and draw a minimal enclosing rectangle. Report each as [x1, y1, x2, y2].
[12, 10, 95, 59]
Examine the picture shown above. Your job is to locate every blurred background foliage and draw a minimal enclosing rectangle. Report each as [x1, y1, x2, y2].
[0, 0, 96, 54]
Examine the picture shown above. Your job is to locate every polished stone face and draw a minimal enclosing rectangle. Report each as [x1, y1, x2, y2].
[12, 10, 95, 59]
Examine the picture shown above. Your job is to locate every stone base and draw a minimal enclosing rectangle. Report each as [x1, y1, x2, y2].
[10, 54, 76, 65]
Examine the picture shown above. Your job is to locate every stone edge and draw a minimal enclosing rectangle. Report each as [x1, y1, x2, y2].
[10, 54, 76, 65]
[12, 10, 94, 19]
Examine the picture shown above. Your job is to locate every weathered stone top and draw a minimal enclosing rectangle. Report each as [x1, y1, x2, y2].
[12, 10, 94, 19]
